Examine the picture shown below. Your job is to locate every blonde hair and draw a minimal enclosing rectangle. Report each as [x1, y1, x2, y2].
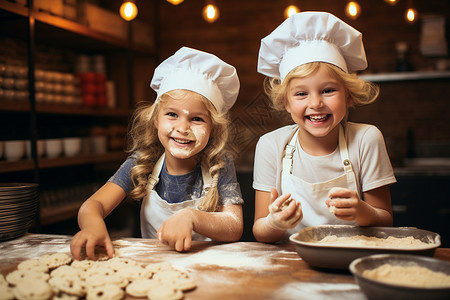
[127, 89, 231, 212]
[264, 62, 379, 112]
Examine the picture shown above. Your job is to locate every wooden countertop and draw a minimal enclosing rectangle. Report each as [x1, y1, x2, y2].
[1, 234, 450, 299]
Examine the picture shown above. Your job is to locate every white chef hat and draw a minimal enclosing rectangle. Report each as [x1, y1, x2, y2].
[150, 47, 240, 113]
[258, 11, 368, 81]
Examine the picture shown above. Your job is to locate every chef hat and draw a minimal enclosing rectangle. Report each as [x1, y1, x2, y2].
[150, 47, 240, 113]
[258, 11, 368, 81]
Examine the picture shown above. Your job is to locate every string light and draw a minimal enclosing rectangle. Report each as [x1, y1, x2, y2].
[405, 0, 418, 23]
[284, 5, 300, 19]
[384, 0, 399, 5]
[202, 1, 220, 23]
[119, 1, 138, 21]
[166, 0, 184, 5]
[345, 1, 361, 19]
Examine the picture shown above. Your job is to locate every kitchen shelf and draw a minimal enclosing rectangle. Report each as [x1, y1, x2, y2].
[0, 100, 130, 117]
[359, 71, 450, 82]
[0, 151, 127, 173]
[0, 1, 154, 54]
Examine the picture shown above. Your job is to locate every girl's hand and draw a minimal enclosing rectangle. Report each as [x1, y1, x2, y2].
[326, 187, 361, 221]
[157, 209, 195, 252]
[265, 188, 302, 231]
[70, 228, 114, 260]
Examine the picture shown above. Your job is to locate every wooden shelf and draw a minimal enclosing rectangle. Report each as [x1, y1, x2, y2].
[0, 1, 154, 54]
[40, 201, 84, 225]
[359, 71, 450, 82]
[0, 100, 131, 117]
[0, 151, 127, 173]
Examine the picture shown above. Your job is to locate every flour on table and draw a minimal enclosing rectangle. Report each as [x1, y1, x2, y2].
[274, 282, 364, 300]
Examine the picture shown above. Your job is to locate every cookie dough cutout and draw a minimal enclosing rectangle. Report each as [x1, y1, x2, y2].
[6, 269, 49, 286]
[147, 285, 183, 300]
[13, 279, 53, 300]
[79, 245, 114, 261]
[126, 278, 160, 297]
[52, 293, 79, 300]
[166, 276, 197, 291]
[70, 259, 96, 271]
[51, 265, 82, 278]
[328, 205, 337, 214]
[17, 259, 49, 273]
[0, 283, 14, 300]
[39, 253, 72, 269]
[86, 283, 124, 300]
[145, 262, 176, 274]
[48, 276, 87, 297]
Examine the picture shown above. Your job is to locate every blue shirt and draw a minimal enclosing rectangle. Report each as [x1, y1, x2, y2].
[109, 153, 243, 206]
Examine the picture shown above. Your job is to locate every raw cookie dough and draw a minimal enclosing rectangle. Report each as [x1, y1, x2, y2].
[40, 253, 72, 269]
[86, 283, 124, 300]
[147, 285, 183, 300]
[126, 278, 160, 297]
[13, 279, 53, 300]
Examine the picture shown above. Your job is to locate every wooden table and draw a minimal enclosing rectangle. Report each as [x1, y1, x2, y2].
[1, 234, 450, 299]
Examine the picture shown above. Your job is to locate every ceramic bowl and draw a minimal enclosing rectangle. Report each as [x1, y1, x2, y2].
[63, 137, 82, 157]
[289, 225, 441, 269]
[4, 140, 26, 161]
[45, 139, 63, 158]
[349, 254, 450, 300]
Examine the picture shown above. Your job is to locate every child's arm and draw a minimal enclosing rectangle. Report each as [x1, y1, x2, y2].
[157, 204, 243, 252]
[326, 186, 393, 226]
[253, 188, 303, 243]
[70, 182, 126, 260]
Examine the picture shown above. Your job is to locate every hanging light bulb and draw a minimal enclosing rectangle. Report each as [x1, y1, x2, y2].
[166, 0, 184, 5]
[345, 1, 361, 20]
[202, 1, 219, 23]
[284, 5, 300, 19]
[405, 0, 418, 23]
[119, 0, 138, 21]
[405, 7, 418, 23]
[384, 0, 399, 5]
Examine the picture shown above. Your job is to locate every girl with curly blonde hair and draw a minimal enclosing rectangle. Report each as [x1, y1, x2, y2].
[71, 47, 243, 257]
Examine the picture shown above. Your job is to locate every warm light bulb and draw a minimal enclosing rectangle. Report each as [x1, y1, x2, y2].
[406, 8, 418, 23]
[345, 1, 361, 19]
[119, 1, 138, 21]
[384, 0, 399, 5]
[202, 4, 219, 23]
[166, 0, 184, 5]
[284, 5, 300, 19]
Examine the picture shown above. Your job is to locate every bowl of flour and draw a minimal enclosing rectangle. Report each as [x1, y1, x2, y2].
[349, 254, 450, 300]
[289, 225, 441, 269]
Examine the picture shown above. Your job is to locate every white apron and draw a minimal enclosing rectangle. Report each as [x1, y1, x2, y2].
[140, 154, 212, 241]
[282, 125, 358, 237]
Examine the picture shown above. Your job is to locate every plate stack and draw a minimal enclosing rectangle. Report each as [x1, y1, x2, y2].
[0, 183, 39, 242]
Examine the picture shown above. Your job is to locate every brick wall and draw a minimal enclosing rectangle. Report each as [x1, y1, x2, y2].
[156, 0, 450, 169]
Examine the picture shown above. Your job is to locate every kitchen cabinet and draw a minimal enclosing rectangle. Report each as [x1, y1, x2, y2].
[0, 1, 155, 228]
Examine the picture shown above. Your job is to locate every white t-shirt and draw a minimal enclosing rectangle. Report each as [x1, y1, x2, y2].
[253, 122, 396, 199]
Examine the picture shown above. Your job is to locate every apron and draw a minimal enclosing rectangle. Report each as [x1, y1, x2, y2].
[282, 125, 358, 237]
[140, 154, 212, 241]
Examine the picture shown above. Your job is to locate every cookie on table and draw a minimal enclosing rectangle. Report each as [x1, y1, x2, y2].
[6, 269, 49, 286]
[147, 285, 183, 300]
[48, 276, 87, 297]
[86, 283, 124, 300]
[125, 278, 160, 297]
[13, 279, 53, 300]
[50, 265, 82, 278]
[39, 253, 72, 269]
[17, 259, 49, 273]
[0, 277, 14, 300]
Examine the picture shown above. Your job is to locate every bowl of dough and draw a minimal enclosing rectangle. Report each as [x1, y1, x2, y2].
[289, 225, 441, 269]
[349, 254, 450, 300]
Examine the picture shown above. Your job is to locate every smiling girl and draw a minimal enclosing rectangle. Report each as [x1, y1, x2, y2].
[71, 47, 243, 258]
[252, 12, 396, 243]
